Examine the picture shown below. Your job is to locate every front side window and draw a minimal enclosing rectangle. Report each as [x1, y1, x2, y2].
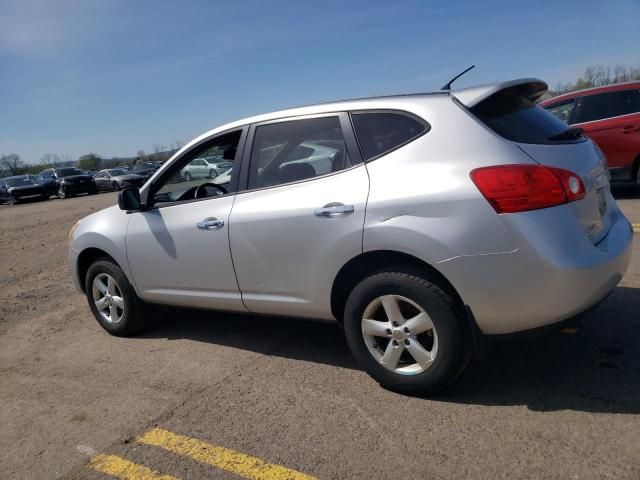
[544, 100, 575, 124]
[576, 89, 640, 123]
[248, 116, 351, 189]
[351, 112, 428, 161]
[152, 130, 241, 206]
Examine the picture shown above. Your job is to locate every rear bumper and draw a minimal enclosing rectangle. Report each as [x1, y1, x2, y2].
[438, 204, 633, 335]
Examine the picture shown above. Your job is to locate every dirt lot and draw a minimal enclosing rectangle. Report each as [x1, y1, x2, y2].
[1, 188, 639, 479]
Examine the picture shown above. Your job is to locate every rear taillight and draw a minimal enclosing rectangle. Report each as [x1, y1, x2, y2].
[470, 165, 585, 214]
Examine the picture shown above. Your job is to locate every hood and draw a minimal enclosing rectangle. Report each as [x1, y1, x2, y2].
[452, 78, 548, 108]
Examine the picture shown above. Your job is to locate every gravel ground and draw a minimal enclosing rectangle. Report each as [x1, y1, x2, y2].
[0, 187, 639, 479]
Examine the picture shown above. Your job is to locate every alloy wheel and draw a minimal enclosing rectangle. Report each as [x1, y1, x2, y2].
[361, 294, 438, 375]
[92, 273, 125, 324]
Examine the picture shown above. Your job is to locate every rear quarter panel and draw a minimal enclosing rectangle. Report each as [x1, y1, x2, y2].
[363, 96, 524, 264]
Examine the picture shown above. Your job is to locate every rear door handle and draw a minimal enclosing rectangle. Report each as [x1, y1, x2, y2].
[621, 125, 640, 133]
[314, 203, 355, 218]
[196, 217, 224, 230]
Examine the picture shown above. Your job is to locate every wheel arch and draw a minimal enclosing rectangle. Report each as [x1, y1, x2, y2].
[76, 247, 122, 294]
[330, 250, 465, 323]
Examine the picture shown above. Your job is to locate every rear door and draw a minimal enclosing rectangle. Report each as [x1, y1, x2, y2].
[228, 113, 369, 320]
[572, 89, 640, 174]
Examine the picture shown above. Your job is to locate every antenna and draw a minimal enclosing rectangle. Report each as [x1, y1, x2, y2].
[441, 65, 476, 91]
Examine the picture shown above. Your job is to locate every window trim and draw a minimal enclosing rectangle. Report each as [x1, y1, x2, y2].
[236, 111, 364, 195]
[349, 109, 431, 163]
[141, 126, 248, 211]
[573, 89, 640, 125]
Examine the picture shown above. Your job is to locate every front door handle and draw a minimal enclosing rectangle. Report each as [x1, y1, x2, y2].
[314, 202, 355, 218]
[196, 217, 224, 230]
[621, 125, 640, 134]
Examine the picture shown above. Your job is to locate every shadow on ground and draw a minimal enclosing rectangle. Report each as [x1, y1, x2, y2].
[612, 181, 640, 199]
[140, 286, 640, 414]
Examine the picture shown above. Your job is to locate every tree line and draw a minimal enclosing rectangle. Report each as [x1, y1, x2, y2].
[548, 63, 640, 97]
[0, 141, 185, 178]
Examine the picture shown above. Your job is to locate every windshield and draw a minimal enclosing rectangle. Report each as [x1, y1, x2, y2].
[108, 168, 130, 176]
[4, 176, 38, 187]
[56, 168, 84, 177]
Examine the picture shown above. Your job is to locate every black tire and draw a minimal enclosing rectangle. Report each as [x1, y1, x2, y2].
[184, 172, 192, 182]
[209, 169, 217, 179]
[112, 182, 120, 191]
[343, 269, 468, 395]
[8, 195, 17, 205]
[84, 259, 148, 336]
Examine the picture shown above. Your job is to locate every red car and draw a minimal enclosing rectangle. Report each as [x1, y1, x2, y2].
[540, 82, 640, 186]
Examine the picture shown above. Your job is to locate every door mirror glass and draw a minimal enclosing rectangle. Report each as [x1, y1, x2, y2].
[118, 187, 141, 211]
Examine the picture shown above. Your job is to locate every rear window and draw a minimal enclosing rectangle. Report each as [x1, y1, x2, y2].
[351, 112, 428, 161]
[576, 89, 640, 123]
[471, 91, 580, 144]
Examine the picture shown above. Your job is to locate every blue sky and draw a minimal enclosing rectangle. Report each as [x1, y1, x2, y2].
[1, 0, 638, 163]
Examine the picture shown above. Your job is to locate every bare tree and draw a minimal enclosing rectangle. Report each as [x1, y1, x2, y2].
[59, 153, 74, 166]
[40, 153, 62, 168]
[0, 154, 24, 175]
[136, 150, 146, 162]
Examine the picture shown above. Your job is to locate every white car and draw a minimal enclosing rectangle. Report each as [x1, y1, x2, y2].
[180, 157, 230, 181]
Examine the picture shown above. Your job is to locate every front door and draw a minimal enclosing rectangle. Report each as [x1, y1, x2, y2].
[229, 114, 369, 319]
[126, 129, 248, 312]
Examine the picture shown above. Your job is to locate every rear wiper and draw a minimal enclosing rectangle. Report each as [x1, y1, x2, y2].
[548, 127, 583, 141]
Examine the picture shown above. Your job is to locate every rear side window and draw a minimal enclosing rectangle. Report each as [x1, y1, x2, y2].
[248, 116, 351, 189]
[351, 112, 428, 161]
[471, 91, 580, 144]
[576, 89, 640, 123]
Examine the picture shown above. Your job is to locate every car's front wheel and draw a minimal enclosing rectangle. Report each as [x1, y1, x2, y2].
[85, 259, 148, 336]
[209, 169, 217, 179]
[344, 269, 469, 395]
[184, 172, 192, 182]
[57, 186, 67, 199]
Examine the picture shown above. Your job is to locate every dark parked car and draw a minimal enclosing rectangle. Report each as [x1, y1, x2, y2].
[38, 167, 97, 199]
[93, 168, 146, 191]
[540, 82, 640, 185]
[132, 161, 162, 180]
[0, 175, 49, 205]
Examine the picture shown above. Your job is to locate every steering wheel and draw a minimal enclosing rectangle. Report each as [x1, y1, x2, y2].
[194, 182, 227, 199]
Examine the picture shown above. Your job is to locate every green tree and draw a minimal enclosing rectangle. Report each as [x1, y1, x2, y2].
[78, 153, 102, 171]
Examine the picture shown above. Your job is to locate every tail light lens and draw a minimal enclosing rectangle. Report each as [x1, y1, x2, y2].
[470, 165, 585, 213]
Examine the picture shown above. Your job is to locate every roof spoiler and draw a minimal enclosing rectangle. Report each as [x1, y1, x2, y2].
[452, 78, 548, 108]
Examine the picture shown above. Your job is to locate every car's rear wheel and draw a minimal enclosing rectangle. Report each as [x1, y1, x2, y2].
[209, 169, 217, 179]
[344, 269, 468, 395]
[85, 259, 148, 336]
[184, 172, 192, 182]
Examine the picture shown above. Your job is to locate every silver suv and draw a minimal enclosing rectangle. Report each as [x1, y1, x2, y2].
[69, 78, 633, 394]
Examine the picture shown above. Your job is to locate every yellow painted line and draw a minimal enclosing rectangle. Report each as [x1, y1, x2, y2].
[88, 453, 179, 480]
[137, 428, 317, 480]
[633, 223, 640, 233]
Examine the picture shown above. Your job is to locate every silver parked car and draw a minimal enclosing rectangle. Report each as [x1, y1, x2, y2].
[68, 78, 633, 394]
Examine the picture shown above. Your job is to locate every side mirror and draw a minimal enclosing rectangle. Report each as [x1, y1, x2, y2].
[118, 187, 141, 212]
